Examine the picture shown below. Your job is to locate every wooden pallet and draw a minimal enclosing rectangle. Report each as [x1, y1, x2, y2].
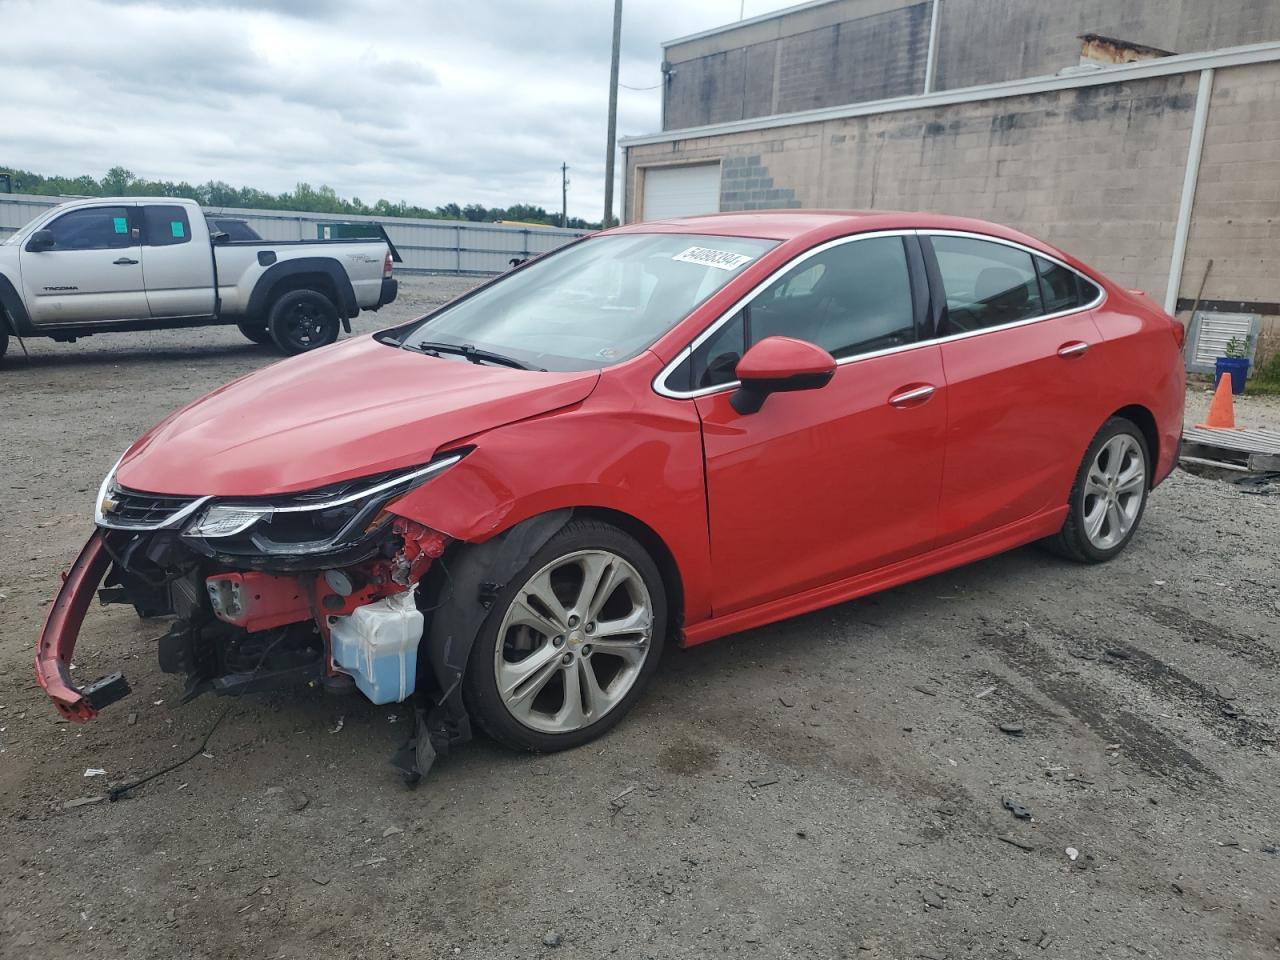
[1180, 425, 1280, 472]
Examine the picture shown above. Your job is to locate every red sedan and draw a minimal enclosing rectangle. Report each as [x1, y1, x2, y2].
[36, 211, 1185, 779]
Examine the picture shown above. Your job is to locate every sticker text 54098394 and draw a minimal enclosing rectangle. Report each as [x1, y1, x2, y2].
[672, 246, 755, 271]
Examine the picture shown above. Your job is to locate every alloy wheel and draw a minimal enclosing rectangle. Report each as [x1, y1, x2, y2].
[493, 549, 653, 734]
[284, 299, 327, 349]
[1081, 433, 1145, 550]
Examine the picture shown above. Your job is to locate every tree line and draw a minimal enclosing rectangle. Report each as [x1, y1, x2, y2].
[0, 165, 600, 230]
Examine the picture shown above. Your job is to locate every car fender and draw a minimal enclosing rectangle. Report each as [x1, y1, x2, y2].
[0, 272, 35, 336]
[387, 373, 713, 627]
[246, 257, 359, 320]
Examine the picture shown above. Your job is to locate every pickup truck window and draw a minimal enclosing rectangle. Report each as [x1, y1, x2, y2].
[143, 205, 192, 247]
[42, 206, 135, 251]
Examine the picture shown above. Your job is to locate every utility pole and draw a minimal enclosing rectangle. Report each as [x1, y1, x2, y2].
[561, 162, 569, 227]
[603, 0, 623, 228]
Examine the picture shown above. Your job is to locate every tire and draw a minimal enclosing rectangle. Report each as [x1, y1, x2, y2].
[236, 319, 272, 345]
[462, 519, 667, 753]
[1043, 417, 1150, 563]
[266, 288, 340, 355]
[0, 308, 10, 362]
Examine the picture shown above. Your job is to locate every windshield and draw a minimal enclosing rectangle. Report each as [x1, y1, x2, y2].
[399, 233, 778, 371]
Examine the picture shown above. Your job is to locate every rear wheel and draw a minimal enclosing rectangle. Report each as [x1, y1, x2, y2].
[462, 520, 667, 752]
[235, 319, 272, 345]
[266, 288, 340, 355]
[1044, 417, 1150, 563]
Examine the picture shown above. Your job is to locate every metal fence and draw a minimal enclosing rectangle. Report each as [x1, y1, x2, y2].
[0, 193, 588, 275]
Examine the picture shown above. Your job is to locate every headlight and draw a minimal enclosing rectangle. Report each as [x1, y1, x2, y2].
[182, 453, 462, 556]
[94, 453, 126, 526]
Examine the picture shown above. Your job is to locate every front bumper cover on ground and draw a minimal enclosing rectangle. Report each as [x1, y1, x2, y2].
[34, 530, 131, 721]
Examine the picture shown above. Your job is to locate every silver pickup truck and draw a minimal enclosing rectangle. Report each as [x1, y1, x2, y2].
[0, 196, 398, 359]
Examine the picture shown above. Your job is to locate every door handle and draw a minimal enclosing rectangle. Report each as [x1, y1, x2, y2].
[888, 384, 936, 407]
[1057, 341, 1089, 358]
[113, 257, 139, 265]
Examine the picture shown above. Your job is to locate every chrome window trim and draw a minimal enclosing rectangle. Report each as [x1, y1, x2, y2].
[651, 228, 1107, 401]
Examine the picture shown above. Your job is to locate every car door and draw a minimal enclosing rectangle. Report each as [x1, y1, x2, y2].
[672, 232, 947, 617]
[140, 204, 216, 318]
[922, 232, 1107, 545]
[19, 203, 148, 324]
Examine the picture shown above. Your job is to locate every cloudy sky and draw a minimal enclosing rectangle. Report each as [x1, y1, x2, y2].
[0, 0, 801, 221]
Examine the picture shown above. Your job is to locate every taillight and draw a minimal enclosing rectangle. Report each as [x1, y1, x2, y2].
[1170, 317, 1186, 348]
[383, 252, 393, 278]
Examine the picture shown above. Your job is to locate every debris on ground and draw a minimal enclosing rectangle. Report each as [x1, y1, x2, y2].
[997, 835, 1035, 852]
[542, 931, 563, 948]
[998, 722, 1025, 736]
[83, 768, 106, 778]
[329, 716, 345, 734]
[747, 777, 779, 789]
[911, 684, 939, 697]
[62, 796, 104, 809]
[609, 785, 636, 808]
[1066, 847, 1080, 861]
[1002, 797, 1033, 820]
[382, 826, 403, 838]
[975, 684, 997, 699]
[922, 889, 945, 909]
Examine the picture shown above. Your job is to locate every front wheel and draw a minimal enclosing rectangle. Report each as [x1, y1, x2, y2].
[1044, 417, 1150, 563]
[462, 520, 667, 753]
[266, 289, 340, 355]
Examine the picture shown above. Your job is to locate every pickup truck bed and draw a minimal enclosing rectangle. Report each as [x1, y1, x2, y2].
[0, 197, 397, 358]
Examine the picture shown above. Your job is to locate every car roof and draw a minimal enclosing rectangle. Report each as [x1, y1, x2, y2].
[607, 209, 1092, 274]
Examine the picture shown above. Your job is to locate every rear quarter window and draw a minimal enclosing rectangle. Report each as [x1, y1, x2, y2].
[143, 205, 191, 246]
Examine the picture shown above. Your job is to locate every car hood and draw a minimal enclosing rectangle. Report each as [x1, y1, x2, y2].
[116, 336, 601, 496]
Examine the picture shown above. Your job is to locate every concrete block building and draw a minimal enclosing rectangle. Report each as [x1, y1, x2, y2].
[621, 0, 1280, 367]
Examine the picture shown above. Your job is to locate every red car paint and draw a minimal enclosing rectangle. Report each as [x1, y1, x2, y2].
[36, 210, 1185, 718]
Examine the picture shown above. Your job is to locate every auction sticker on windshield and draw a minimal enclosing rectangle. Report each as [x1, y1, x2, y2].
[672, 246, 755, 271]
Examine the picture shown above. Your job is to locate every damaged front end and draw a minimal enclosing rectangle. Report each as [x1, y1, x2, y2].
[35, 454, 460, 777]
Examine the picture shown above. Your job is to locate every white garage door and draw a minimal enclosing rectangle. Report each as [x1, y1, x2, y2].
[641, 163, 721, 221]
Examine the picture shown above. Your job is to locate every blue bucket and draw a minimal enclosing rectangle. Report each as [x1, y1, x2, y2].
[1214, 357, 1249, 395]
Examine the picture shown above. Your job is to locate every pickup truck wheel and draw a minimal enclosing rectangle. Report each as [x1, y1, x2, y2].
[267, 289, 340, 354]
[235, 319, 272, 345]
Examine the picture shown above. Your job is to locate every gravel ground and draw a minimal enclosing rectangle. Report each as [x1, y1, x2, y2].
[2, 275, 1278, 959]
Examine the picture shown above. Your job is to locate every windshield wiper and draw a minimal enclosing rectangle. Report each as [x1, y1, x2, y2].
[407, 341, 541, 371]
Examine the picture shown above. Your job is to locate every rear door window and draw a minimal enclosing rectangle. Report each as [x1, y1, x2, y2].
[143, 205, 192, 246]
[930, 236, 1044, 335]
[1035, 255, 1100, 313]
[42, 206, 134, 251]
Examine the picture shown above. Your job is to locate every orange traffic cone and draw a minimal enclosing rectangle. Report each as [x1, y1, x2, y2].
[1196, 374, 1238, 429]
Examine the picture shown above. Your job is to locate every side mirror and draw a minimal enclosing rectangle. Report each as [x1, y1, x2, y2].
[730, 336, 836, 415]
[26, 229, 55, 252]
